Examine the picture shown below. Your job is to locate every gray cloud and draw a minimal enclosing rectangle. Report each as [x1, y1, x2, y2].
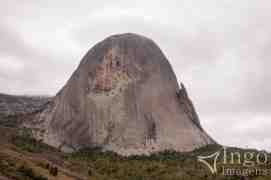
[0, 22, 77, 95]
[0, 0, 270, 150]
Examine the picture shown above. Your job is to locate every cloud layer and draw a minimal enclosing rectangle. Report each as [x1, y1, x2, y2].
[0, 0, 270, 150]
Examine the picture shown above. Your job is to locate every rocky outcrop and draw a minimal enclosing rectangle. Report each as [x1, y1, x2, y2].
[177, 83, 202, 131]
[26, 33, 215, 155]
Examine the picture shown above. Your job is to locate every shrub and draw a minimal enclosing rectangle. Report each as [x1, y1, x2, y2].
[45, 163, 50, 169]
[17, 165, 48, 180]
[11, 128, 56, 153]
[49, 166, 58, 176]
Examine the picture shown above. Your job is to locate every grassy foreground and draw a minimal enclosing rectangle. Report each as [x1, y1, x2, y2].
[0, 125, 270, 180]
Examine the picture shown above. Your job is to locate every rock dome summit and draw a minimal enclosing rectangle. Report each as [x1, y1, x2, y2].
[27, 33, 215, 155]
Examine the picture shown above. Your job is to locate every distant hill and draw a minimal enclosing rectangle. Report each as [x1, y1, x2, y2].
[0, 93, 50, 127]
[0, 93, 50, 117]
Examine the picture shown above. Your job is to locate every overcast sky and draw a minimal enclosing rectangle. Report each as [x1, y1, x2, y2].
[0, 0, 270, 151]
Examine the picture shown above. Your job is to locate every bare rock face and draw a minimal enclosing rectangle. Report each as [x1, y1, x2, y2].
[31, 33, 214, 155]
